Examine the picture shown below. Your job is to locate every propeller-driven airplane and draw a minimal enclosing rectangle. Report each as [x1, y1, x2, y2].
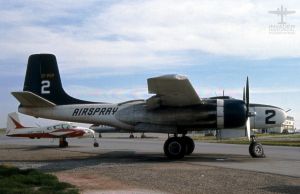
[269, 5, 296, 24]
[6, 112, 99, 148]
[11, 54, 287, 159]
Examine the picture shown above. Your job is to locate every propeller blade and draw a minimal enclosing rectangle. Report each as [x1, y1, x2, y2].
[246, 77, 249, 114]
[244, 77, 251, 141]
[246, 118, 251, 141]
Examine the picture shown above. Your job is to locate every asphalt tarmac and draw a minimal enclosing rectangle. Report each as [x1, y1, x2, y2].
[0, 134, 299, 194]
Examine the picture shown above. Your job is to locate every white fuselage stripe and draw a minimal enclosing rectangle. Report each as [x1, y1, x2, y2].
[18, 103, 133, 130]
[216, 99, 224, 129]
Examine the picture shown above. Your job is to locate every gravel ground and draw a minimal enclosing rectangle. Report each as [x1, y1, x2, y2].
[1, 144, 299, 194]
[54, 162, 300, 194]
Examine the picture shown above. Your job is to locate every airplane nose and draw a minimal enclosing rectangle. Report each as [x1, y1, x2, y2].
[278, 109, 287, 124]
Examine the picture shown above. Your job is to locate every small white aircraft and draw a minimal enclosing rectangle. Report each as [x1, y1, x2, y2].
[6, 112, 99, 148]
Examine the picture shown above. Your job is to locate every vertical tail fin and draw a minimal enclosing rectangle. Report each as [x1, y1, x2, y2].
[23, 54, 94, 105]
[6, 112, 25, 134]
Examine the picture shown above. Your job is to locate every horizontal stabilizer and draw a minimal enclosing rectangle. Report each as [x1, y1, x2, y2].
[11, 91, 56, 107]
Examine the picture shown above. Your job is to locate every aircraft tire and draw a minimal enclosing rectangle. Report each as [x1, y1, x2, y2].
[59, 141, 68, 148]
[249, 142, 265, 158]
[59, 138, 68, 148]
[182, 136, 195, 155]
[164, 137, 185, 159]
[129, 134, 134, 138]
[94, 142, 99, 147]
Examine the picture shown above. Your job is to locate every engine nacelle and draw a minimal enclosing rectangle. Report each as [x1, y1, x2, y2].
[217, 99, 247, 129]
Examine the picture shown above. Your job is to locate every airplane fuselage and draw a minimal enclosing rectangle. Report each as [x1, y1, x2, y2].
[19, 98, 286, 134]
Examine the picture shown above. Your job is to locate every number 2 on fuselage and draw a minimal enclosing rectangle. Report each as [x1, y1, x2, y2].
[265, 110, 276, 124]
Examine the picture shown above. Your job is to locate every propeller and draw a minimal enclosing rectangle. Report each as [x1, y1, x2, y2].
[243, 77, 251, 141]
[246, 77, 249, 115]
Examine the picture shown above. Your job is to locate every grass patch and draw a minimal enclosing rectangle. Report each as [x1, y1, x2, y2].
[220, 140, 300, 147]
[265, 134, 300, 139]
[192, 135, 300, 147]
[0, 165, 79, 194]
[192, 135, 216, 141]
[0, 128, 6, 135]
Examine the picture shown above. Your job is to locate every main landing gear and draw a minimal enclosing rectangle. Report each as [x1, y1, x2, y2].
[141, 132, 146, 138]
[129, 132, 134, 139]
[164, 135, 195, 159]
[59, 137, 68, 148]
[249, 135, 265, 158]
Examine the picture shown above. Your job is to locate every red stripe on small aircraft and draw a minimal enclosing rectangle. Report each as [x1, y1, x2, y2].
[7, 131, 85, 138]
[7, 133, 56, 138]
[9, 116, 25, 129]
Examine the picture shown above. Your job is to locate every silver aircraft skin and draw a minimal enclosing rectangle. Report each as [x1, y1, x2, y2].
[12, 54, 287, 159]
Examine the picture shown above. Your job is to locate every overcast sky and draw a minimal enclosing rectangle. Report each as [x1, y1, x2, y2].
[0, 0, 299, 128]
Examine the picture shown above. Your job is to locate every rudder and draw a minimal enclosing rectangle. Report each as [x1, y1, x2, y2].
[6, 112, 25, 134]
[23, 54, 94, 105]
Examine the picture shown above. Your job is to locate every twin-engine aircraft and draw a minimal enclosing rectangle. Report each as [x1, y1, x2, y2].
[12, 54, 287, 159]
[6, 112, 99, 147]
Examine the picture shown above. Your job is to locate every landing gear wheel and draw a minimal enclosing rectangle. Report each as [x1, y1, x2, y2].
[164, 137, 186, 159]
[141, 133, 146, 138]
[59, 138, 68, 148]
[98, 133, 102, 138]
[93, 142, 99, 147]
[129, 133, 134, 138]
[249, 142, 265, 158]
[182, 136, 195, 155]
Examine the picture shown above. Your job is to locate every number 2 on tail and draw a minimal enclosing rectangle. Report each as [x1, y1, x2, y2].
[41, 80, 50, 94]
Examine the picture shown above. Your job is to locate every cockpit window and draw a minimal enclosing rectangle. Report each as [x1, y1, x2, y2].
[62, 124, 69, 129]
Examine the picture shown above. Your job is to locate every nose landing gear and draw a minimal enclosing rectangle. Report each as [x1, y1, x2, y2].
[249, 135, 265, 158]
[93, 142, 99, 147]
[93, 134, 99, 147]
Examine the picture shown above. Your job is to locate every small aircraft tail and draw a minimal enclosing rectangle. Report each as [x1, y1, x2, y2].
[6, 112, 26, 134]
[20, 54, 94, 105]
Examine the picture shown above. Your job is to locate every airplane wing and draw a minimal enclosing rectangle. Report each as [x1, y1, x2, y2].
[11, 91, 56, 107]
[268, 11, 280, 14]
[147, 74, 201, 108]
[285, 10, 296, 14]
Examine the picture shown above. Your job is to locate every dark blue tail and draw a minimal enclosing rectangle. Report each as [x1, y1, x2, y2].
[23, 54, 95, 105]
